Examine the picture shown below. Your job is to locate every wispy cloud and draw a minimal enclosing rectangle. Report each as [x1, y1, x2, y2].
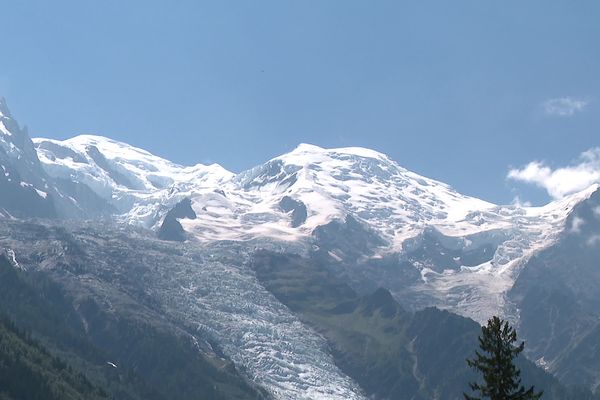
[507, 148, 600, 199]
[542, 97, 589, 117]
[587, 234, 600, 247]
[511, 195, 532, 207]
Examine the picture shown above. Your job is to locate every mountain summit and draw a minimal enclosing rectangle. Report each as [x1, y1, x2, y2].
[0, 98, 57, 217]
[2, 97, 600, 398]
[26, 115, 599, 326]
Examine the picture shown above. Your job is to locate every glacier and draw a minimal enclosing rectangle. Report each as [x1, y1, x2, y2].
[23, 131, 599, 397]
[32, 134, 600, 325]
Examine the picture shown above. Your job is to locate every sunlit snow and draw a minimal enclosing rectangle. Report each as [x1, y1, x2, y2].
[33, 135, 599, 325]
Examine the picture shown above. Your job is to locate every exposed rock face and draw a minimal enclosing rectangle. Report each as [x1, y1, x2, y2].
[85, 144, 140, 190]
[313, 215, 387, 261]
[510, 188, 600, 391]
[0, 99, 116, 219]
[0, 225, 268, 400]
[158, 197, 197, 241]
[250, 251, 587, 400]
[2, 95, 600, 396]
[278, 196, 307, 227]
[0, 219, 366, 400]
[0, 98, 57, 218]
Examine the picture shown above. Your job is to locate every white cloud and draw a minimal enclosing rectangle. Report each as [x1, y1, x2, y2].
[569, 216, 585, 234]
[586, 234, 600, 247]
[511, 195, 532, 207]
[542, 97, 589, 116]
[507, 148, 600, 199]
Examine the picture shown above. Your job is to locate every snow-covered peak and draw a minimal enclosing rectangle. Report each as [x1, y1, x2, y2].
[0, 98, 60, 218]
[66, 134, 168, 162]
[0, 98, 22, 147]
[33, 134, 234, 222]
[0, 99, 20, 145]
[38, 134, 234, 185]
[279, 142, 393, 165]
[175, 141, 498, 245]
[272, 142, 493, 232]
[31, 131, 598, 256]
[27, 129, 600, 327]
[0, 97, 10, 118]
[524, 183, 599, 218]
[35, 135, 233, 186]
[0, 98, 42, 167]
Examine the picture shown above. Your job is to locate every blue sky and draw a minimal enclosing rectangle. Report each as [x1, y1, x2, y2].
[1, 1, 599, 205]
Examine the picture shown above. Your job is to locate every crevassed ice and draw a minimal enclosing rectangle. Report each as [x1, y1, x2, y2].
[149, 245, 366, 400]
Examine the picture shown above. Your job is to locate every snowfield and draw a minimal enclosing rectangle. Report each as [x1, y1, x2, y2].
[4, 130, 592, 398]
[33, 134, 599, 324]
[33, 134, 595, 250]
[0, 92, 592, 398]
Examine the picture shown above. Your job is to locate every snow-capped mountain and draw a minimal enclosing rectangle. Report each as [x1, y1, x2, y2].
[33, 134, 500, 241]
[193, 142, 497, 244]
[30, 130, 600, 325]
[3, 97, 600, 398]
[34, 135, 233, 225]
[33, 133, 584, 246]
[0, 98, 57, 217]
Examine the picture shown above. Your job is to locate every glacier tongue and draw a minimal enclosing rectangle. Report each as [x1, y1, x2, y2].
[0, 216, 367, 400]
[0, 94, 593, 398]
[160, 249, 366, 400]
[31, 134, 600, 327]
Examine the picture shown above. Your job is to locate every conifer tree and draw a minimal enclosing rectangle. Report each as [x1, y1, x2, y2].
[465, 316, 543, 400]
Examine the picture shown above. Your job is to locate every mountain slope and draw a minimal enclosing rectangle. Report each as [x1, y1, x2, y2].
[0, 219, 366, 400]
[0, 98, 57, 218]
[35, 133, 591, 285]
[250, 250, 597, 400]
[2, 96, 600, 396]
[0, 239, 268, 400]
[0, 317, 107, 400]
[0, 99, 116, 218]
[510, 188, 600, 391]
[29, 113, 600, 393]
[34, 134, 233, 225]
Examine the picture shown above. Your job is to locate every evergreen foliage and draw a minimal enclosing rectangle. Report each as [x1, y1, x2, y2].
[465, 316, 543, 400]
[252, 251, 595, 400]
[0, 253, 266, 400]
[0, 316, 107, 400]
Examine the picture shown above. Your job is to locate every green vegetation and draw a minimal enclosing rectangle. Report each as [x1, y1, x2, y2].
[0, 317, 107, 400]
[251, 251, 479, 399]
[465, 316, 542, 400]
[251, 250, 599, 400]
[0, 254, 265, 400]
